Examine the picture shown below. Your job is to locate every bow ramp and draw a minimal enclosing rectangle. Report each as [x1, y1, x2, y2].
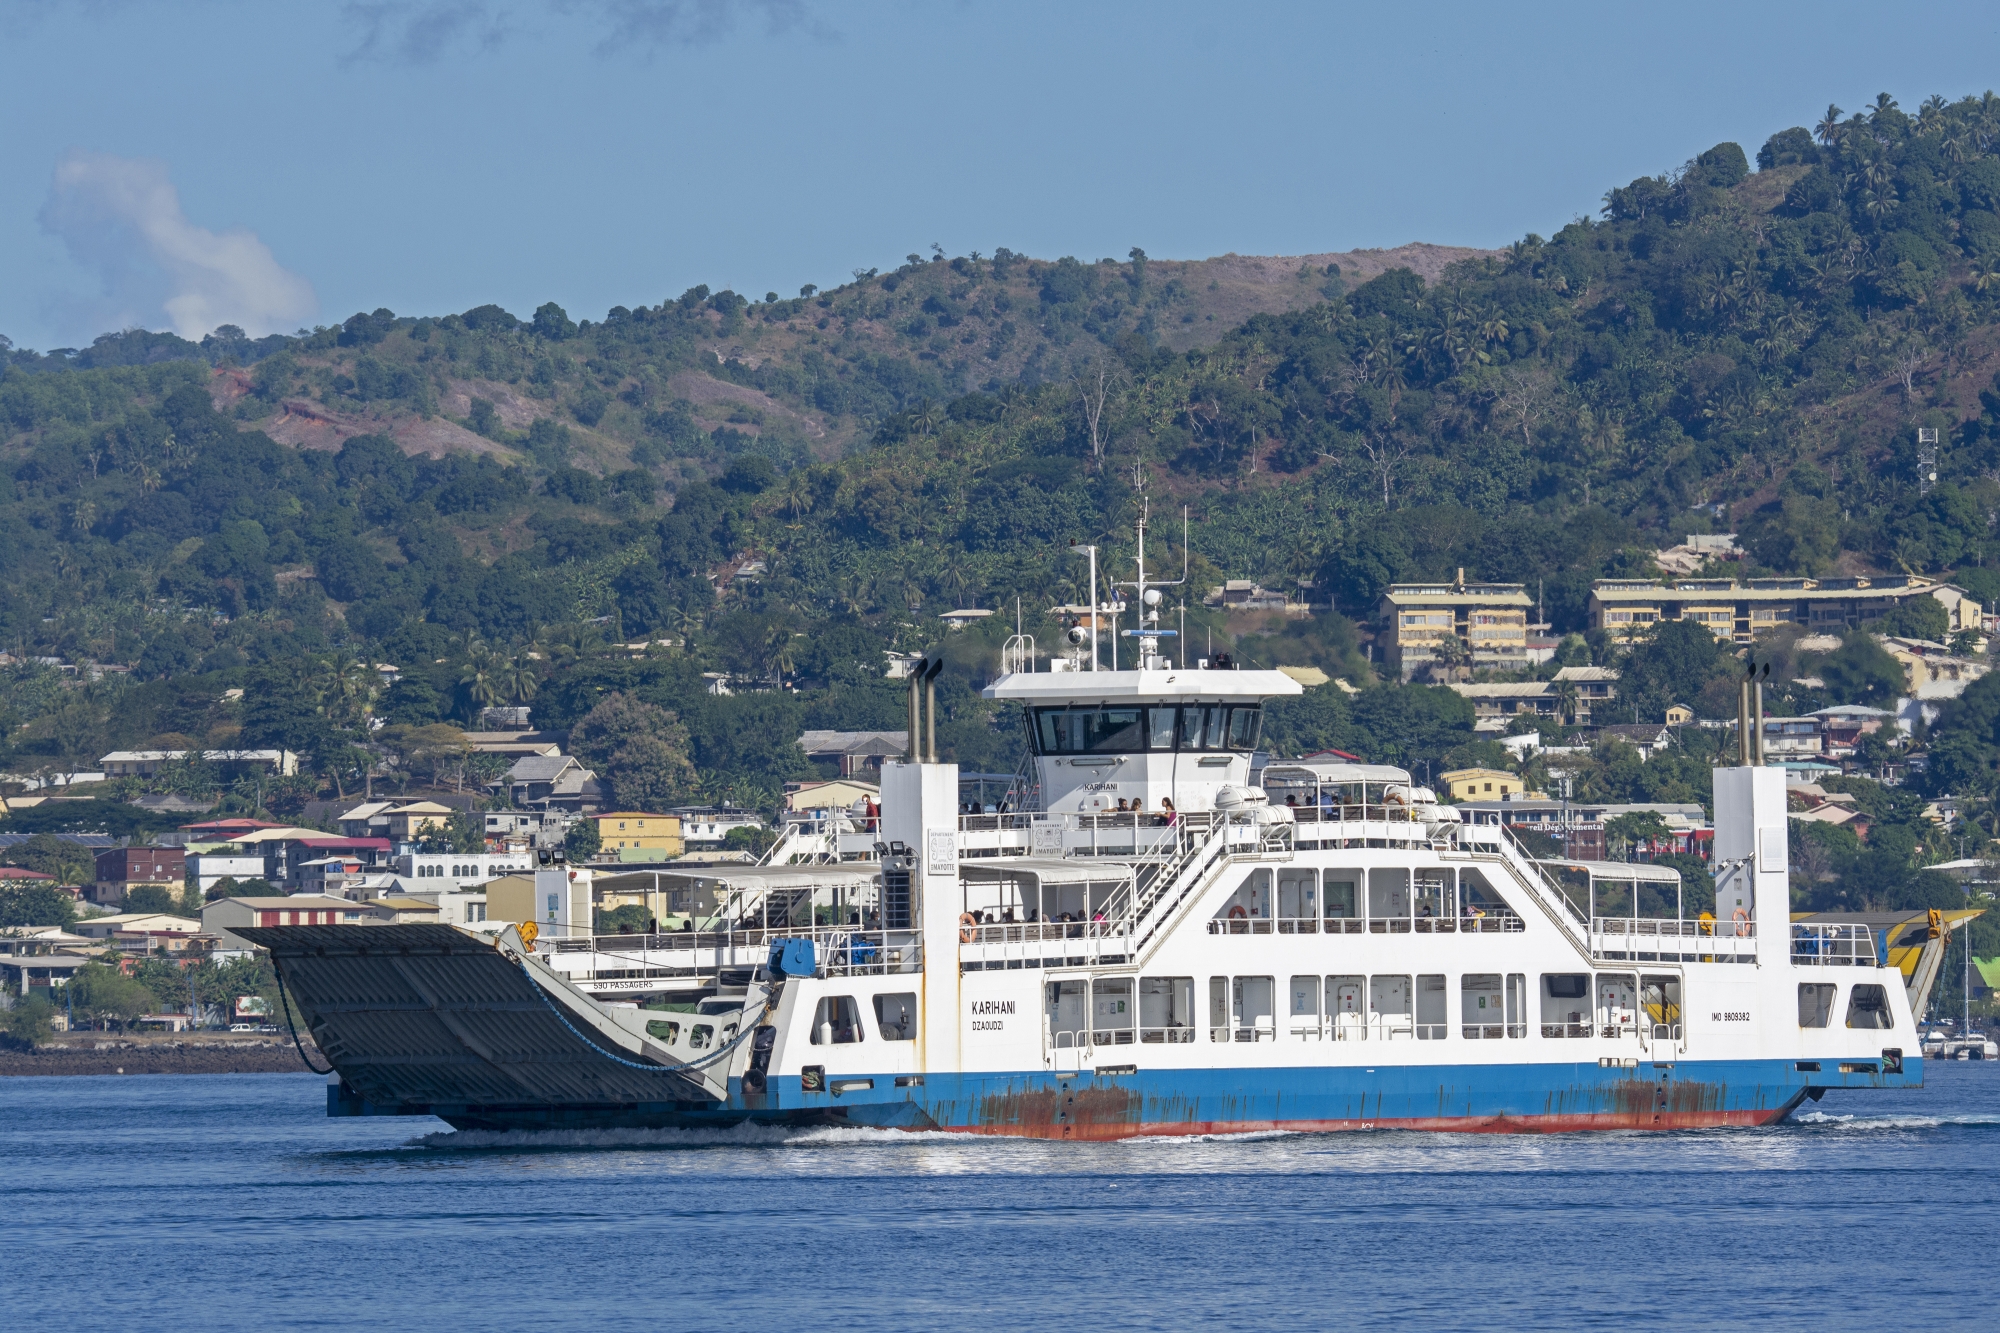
[239, 923, 731, 1121]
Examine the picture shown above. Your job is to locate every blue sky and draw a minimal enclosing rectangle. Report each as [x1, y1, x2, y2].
[6, 0, 2000, 350]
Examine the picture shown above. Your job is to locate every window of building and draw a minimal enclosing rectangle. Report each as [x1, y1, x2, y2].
[1845, 983, 1893, 1030]
[810, 995, 865, 1044]
[873, 992, 917, 1040]
[1798, 983, 1835, 1028]
[1139, 977, 1194, 1043]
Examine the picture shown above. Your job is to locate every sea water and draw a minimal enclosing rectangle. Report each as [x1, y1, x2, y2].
[2, 1067, 1992, 1330]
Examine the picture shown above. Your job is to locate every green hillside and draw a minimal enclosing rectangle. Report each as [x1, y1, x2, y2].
[10, 92, 2000, 933]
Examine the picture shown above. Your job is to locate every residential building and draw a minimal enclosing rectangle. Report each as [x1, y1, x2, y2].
[201, 895, 373, 949]
[90, 846, 185, 907]
[367, 897, 444, 924]
[784, 780, 881, 818]
[1759, 717, 1826, 763]
[1590, 575, 1979, 645]
[504, 755, 604, 812]
[798, 730, 910, 777]
[670, 806, 766, 848]
[1438, 768, 1529, 802]
[1879, 636, 1991, 700]
[1596, 724, 1676, 756]
[189, 853, 270, 894]
[485, 809, 567, 850]
[1816, 705, 1890, 756]
[393, 851, 535, 892]
[1379, 576, 1533, 680]
[1448, 681, 1556, 722]
[73, 912, 200, 941]
[587, 812, 684, 861]
[1206, 580, 1289, 610]
[1554, 666, 1619, 721]
[98, 749, 299, 778]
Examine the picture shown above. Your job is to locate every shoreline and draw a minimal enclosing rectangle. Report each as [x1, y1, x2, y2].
[0, 1036, 325, 1077]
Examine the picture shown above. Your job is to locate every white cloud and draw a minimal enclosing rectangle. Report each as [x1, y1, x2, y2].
[39, 150, 317, 340]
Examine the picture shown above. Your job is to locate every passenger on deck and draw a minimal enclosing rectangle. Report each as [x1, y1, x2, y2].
[1115, 798, 1130, 813]
[1161, 797, 1177, 826]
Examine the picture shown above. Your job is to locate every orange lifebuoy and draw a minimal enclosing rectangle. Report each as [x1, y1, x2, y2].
[1227, 905, 1248, 920]
[959, 912, 979, 944]
[1732, 908, 1751, 938]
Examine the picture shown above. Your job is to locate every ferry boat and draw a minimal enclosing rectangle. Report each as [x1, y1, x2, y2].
[243, 533, 1924, 1137]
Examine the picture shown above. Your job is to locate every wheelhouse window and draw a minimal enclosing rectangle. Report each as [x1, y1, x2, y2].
[1029, 704, 1261, 755]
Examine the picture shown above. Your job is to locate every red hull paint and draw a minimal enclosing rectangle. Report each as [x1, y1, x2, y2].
[927, 1107, 1790, 1140]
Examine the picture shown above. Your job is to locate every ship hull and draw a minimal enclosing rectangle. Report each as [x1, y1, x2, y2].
[332, 1057, 1915, 1137]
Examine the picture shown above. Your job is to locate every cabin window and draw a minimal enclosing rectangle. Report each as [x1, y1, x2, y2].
[1327, 975, 1365, 1040]
[689, 1023, 715, 1050]
[1147, 707, 1177, 749]
[1209, 976, 1230, 1042]
[1797, 983, 1835, 1028]
[1542, 974, 1590, 1037]
[1049, 980, 1089, 1047]
[1289, 974, 1321, 1038]
[1323, 874, 1358, 925]
[1845, 983, 1893, 1030]
[1416, 974, 1448, 1039]
[810, 996, 865, 1044]
[1414, 870, 1453, 924]
[1139, 976, 1194, 1043]
[1368, 868, 1410, 931]
[874, 992, 917, 1040]
[1093, 977, 1135, 1045]
[1369, 975, 1412, 1039]
[1232, 976, 1275, 1042]
[1462, 973, 1503, 1039]
[1276, 869, 1318, 933]
[1214, 869, 1271, 933]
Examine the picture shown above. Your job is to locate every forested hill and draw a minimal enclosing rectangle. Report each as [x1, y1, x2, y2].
[12, 92, 2000, 808]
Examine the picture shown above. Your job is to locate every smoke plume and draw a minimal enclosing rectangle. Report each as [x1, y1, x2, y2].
[39, 150, 318, 340]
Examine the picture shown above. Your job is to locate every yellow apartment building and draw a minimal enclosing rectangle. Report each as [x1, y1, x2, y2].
[1589, 575, 1979, 645]
[1379, 576, 1534, 680]
[588, 811, 685, 861]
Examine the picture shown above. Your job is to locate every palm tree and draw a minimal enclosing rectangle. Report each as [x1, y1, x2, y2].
[460, 651, 505, 711]
[1816, 105, 1845, 147]
[505, 657, 539, 705]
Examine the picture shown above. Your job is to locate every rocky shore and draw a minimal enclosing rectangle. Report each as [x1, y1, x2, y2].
[0, 1035, 325, 1077]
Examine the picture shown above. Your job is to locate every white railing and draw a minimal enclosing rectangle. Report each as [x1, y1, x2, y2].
[545, 926, 924, 981]
[1208, 912, 1525, 936]
[1791, 923, 1879, 967]
[1590, 916, 1756, 963]
[961, 920, 1132, 971]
